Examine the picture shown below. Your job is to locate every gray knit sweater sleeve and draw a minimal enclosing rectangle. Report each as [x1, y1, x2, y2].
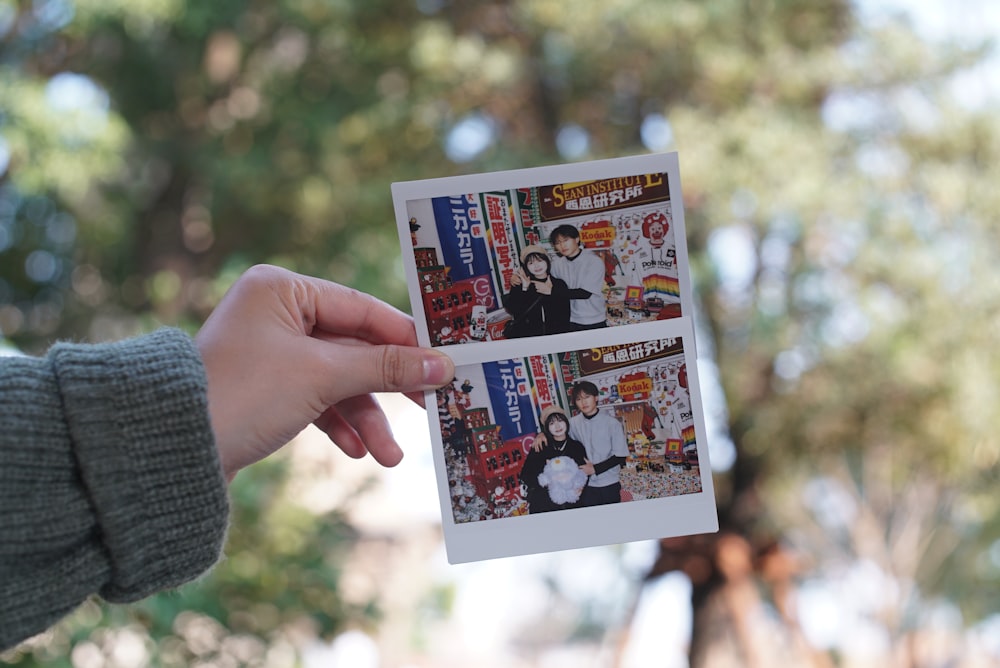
[0, 328, 229, 650]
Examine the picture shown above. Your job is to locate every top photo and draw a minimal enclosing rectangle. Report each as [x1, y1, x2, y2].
[400, 161, 686, 348]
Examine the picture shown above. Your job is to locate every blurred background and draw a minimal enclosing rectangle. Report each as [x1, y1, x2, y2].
[2, 0, 999, 665]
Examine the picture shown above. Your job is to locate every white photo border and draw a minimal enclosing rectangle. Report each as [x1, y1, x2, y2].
[426, 325, 717, 563]
[393, 152, 695, 357]
[391, 153, 718, 563]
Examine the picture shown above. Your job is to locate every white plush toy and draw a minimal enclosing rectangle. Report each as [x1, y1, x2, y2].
[537, 456, 588, 505]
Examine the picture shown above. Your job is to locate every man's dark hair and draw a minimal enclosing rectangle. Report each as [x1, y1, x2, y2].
[549, 224, 580, 246]
[570, 381, 599, 403]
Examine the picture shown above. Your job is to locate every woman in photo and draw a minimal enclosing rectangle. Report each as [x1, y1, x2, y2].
[502, 245, 572, 338]
[519, 406, 589, 514]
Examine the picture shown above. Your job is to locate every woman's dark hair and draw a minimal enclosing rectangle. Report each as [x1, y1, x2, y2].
[523, 251, 551, 279]
[542, 412, 569, 440]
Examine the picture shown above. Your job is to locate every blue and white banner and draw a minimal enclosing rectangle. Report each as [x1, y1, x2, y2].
[431, 194, 491, 281]
[484, 358, 537, 442]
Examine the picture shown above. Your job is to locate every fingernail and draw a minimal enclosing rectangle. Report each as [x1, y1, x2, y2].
[423, 354, 454, 386]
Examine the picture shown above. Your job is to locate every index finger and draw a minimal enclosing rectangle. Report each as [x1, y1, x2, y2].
[302, 274, 420, 347]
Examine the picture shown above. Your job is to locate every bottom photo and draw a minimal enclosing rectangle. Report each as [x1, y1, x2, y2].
[436, 337, 702, 524]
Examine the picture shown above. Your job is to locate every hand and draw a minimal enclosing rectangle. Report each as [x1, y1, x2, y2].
[196, 265, 455, 481]
[534, 278, 552, 295]
[531, 433, 548, 452]
[510, 268, 524, 288]
[580, 460, 595, 476]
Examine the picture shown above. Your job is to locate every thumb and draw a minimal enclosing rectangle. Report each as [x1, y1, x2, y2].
[328, 343, 454, 399]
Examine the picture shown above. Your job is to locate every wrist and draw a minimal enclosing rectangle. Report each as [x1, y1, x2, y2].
[53, 329, 229, 596]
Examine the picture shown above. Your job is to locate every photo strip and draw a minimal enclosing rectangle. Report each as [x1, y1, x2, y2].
[403, 165, 682, 347]
[439, 337, 701, 524]
[392, 153, 718, 562]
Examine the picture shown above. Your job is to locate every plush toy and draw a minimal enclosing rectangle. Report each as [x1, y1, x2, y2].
[537, 456, 588, 505]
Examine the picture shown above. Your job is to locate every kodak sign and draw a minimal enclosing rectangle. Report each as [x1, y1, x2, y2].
[580, 219, 615, 248]
[618, 372, 652, 401]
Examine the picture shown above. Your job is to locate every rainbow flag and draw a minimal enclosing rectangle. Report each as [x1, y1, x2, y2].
[642, 273, 680, 299]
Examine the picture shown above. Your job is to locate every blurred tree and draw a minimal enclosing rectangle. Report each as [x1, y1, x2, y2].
[642, 8, 1000, 665]
[2, 0, 999, 665]
[2, 0, 472, 352]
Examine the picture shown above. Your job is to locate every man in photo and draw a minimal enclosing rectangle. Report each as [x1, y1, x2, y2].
[569, 381, 629, 506]
[549, 224, 608, 330]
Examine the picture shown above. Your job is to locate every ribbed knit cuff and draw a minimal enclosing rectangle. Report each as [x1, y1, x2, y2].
[50, 328, 229, 602]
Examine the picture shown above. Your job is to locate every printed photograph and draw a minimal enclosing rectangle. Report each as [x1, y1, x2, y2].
[405, 172, 683, 347]
[396, 154, 717, 561]
[436, 337, 701, 524]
